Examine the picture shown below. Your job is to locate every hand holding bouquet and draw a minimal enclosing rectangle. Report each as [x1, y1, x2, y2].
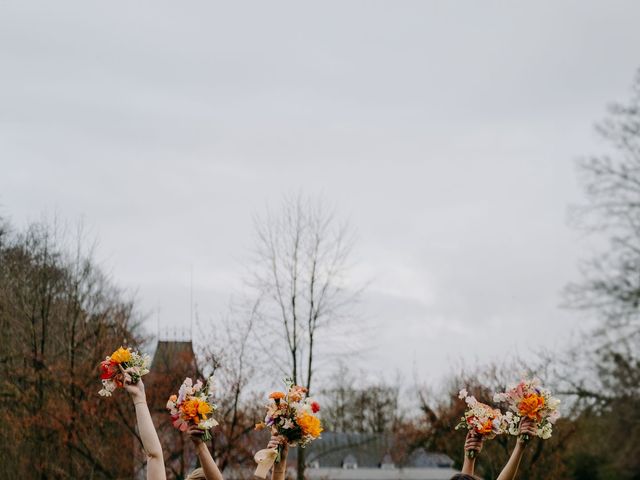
[99, 346, 150, 397]
[493, 377, 560, 441]
[166, 377, 218, 442]
[455, 389, 506, 458]
[253, 380, 323, 478]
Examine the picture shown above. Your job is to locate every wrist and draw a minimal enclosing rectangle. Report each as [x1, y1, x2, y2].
[461, 456, 475, 474]
[131, 394, 147, 405]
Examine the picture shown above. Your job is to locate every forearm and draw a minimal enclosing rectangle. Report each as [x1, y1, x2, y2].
[271, 448, 288, 480]
[496, 443, 525, 480]
[196, 443, 224, 480]
[132, 397, 166, 480]
[461, 456, 476, 475]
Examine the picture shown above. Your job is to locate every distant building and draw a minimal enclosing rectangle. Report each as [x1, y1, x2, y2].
[224, 432, 459, 480]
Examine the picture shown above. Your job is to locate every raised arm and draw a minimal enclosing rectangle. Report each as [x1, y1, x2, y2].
[123, 370, 166, 480]
[496, 418, 537, 480]
[187, 426, 224, 480]
[269, 435, 289, 480]
[460, 431, 483, 475]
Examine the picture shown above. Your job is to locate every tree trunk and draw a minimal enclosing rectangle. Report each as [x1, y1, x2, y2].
[297, 447, 305, 480]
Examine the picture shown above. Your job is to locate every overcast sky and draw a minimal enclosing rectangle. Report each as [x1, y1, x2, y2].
[2, 1, 639, 386]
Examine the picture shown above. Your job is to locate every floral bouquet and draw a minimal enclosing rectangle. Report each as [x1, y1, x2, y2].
[493, 377, 560, 441]
[253, 379, 322, 478]
[166, 377, 218, 442]
[99, 346, 150, 397]
[455, 389, 506, 457]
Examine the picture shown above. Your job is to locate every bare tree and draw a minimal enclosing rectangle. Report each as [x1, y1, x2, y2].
[250, 195, 358, 480]
[560, 68, 640, 478]
[566, 68, 640, 334]
[320, 363, 404, 435]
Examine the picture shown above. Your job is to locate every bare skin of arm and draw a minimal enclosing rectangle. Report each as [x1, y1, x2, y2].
[123, 370, 166, 480]
[268, 435, 289, 480]
[461, 431, 483, 475]
[495, 418, 537, 480]
[187, 426, 224, 480]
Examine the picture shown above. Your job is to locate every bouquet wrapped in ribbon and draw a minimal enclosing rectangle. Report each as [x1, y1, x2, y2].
[455, 389, 506, 457]
[99, 346, 150, 397]
[253, 380, 323, 478]
[493, 377, 560, 440]
[166, 377, 218, 441]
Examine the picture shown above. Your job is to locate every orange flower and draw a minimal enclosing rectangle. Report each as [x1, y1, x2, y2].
[255, 422, 266, 431]
[477, 419, 493, 435]
[297, 413, 323, 438]
[289, 385, 307, 402]
[180, 398, 211, 424]
[518, 394, 545, 421]
[270, 392, 285, 400]
[110, 347, 131, 364]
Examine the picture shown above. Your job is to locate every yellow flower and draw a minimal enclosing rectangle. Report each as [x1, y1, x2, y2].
[297, 413, 323, 438]
[197, 400, 212, 417]
[110, 347, 132, 364]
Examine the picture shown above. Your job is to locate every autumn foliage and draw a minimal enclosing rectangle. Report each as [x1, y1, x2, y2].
[0, 219, 146, 479]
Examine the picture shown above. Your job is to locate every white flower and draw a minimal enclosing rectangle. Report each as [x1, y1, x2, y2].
[178, 378, 192, 402]
[539, 424, 553, 439]
[99, 379, 116, 397]
[493, 392, 507, 403]
[458, 389, 468, 399]
[200, 418, 219, 429]
[548, 397, 561, 409]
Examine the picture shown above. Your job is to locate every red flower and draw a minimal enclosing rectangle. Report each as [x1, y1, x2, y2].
[311, 402, 320, 413]
[100, 360, 119, 380]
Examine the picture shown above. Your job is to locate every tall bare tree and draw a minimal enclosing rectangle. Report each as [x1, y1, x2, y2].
[561, 68, 640, 478]
[250, 195, 358, 480]
[566, 68, 640, 334]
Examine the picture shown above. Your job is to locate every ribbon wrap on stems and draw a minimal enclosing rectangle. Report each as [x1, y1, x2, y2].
[254, 448, 279, 478]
